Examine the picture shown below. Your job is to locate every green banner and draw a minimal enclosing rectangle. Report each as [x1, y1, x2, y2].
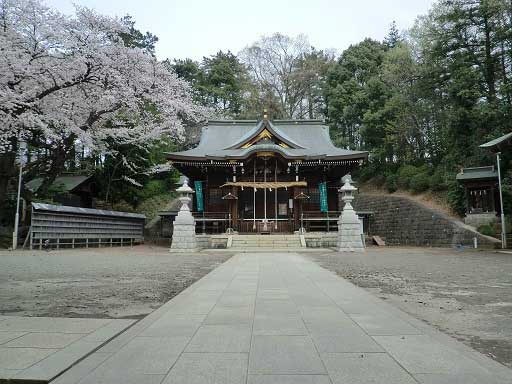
[194, 181, 204, 212]
[319, 182, 328, 212]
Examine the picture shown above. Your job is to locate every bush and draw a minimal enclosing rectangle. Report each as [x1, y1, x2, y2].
[385, 174, 398, 193]
[430, 169, 447, 191]
[447, 180, 466, 216]
[504, 215, 512, 234]
[397, 165, 419, 189]
[410, 173, 431, 193]
[478, 224, 496, 237]
[137, 179, 168, 200]
[372, 174, 386, 187]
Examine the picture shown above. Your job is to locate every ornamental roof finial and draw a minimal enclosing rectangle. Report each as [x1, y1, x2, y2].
[263, 108, 268, 120]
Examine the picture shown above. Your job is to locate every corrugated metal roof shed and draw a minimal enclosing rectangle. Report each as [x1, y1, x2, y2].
[32, 203, 146, 219]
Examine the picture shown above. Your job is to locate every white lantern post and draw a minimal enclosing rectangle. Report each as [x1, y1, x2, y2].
[337, 178, 365, 252]
[170, 179, 197, 253]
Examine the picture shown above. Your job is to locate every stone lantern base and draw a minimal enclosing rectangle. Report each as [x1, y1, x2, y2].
[170, 182, 197, 253]
[337, 208, 365, 252]
[170, 210, 197, 253]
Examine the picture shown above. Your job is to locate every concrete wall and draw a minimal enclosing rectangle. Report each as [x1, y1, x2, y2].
[352, 194, 500, 248]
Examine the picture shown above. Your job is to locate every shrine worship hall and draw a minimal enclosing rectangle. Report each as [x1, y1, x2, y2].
[166, 116, 368, 234]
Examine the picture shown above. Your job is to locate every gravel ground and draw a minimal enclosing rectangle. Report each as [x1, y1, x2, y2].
[305, 247, 512, 368]
[0, 245, 231, 319]
[2, 245, 511, 368]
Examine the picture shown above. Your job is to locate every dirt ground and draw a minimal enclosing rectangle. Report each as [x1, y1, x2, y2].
[306, 247, 512, 368]
[2, 245, 511, 369]
[0, 245, 231, 319]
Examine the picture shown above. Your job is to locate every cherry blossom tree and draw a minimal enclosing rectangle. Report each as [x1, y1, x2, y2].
[0, 0, 205, 197]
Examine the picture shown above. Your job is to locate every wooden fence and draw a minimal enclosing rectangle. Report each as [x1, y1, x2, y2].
[30, 203, 145, 250]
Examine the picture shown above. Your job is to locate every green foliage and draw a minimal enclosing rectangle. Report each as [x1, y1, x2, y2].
[372, 174, 386, 187]
[136, 180, 168, 200]
[169, 51, 253, 117]
[505, 216, 512, 234]
[0, 197, 16, 226]
[478, 224, 496, 237]
[447, 180, 466, 216]
[384, 21, 401, 49]
[410, 173, 431, 193]
[385, 174, 398, 193]
[397, 165, 419, 189]
[120, 15, 158, 54]
[429, 169, 447, 191]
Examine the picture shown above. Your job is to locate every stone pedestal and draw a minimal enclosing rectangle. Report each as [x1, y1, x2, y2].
[337, 178, 365, 253]
[170, 182, 197, 253]
[337, 207, 364, 252]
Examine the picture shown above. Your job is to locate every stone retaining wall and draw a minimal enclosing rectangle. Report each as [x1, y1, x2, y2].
[304, 233, 338, 248]
[353, 194, 500, 248]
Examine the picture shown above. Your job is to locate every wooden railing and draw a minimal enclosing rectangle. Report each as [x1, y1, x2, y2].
[192, 212, 230, 234]
[301, 211, 340, 232]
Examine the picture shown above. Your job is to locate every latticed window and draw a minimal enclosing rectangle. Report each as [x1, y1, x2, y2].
[298, 187, 320, 211]
[208, 188, 223, 205]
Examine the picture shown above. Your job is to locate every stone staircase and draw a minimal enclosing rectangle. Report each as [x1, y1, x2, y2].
[230, 234, 303, 251]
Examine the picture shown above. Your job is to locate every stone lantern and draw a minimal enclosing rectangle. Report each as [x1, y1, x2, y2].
[337, 178, 365, 252]
[170, 179, 197, 253]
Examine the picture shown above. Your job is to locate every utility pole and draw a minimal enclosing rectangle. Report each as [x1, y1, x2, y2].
[12, 140, 26, 250]
[496, 152, 507, 249]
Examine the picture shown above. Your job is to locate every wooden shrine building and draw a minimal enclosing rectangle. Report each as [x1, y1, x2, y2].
[166, 118, 368, 234]
[456, 166, 501, 228]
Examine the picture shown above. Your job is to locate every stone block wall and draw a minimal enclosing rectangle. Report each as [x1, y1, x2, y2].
[352, 194, 500, 248]
[196, 235, 209, 249]
[464, 212, 498, 228]
[304, 233, 337, 248]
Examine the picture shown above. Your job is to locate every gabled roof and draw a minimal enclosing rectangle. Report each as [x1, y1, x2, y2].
[480, 132, 512, 150]
[166, 119, 368, 162]
[26, 175, 92, 193]
[456, 166, 498, 182]
[227, 119, 304, 149]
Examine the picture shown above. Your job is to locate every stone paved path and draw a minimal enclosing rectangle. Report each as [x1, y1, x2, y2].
[0, 316, 134, 382]
[54, 253, 512, 384]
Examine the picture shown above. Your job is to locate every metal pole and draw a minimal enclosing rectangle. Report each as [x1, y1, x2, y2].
[274, 159, 278, 230]
[497, 153, 507, 249]
[12, 141, 25, 250]
[253, 160, 256, 230]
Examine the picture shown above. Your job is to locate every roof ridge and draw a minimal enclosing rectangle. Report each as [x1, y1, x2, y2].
[207, 119, 326, 126]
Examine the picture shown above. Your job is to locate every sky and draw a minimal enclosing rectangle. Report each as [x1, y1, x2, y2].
[45, 0, 435, 61]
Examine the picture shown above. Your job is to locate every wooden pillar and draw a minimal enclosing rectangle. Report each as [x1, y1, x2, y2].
[490, 185, 496, 212]
[465, 187, 470, 214]
[231, 186, 238, 229]
[253, 160, 256, 230]
[292, 187, 298, 231]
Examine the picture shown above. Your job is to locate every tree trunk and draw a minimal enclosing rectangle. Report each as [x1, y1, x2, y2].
[482, 7, 496, 102]
[0, 152, 16, 203]
[0, 137, 18, 204]
[36, 135, 76, 197]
